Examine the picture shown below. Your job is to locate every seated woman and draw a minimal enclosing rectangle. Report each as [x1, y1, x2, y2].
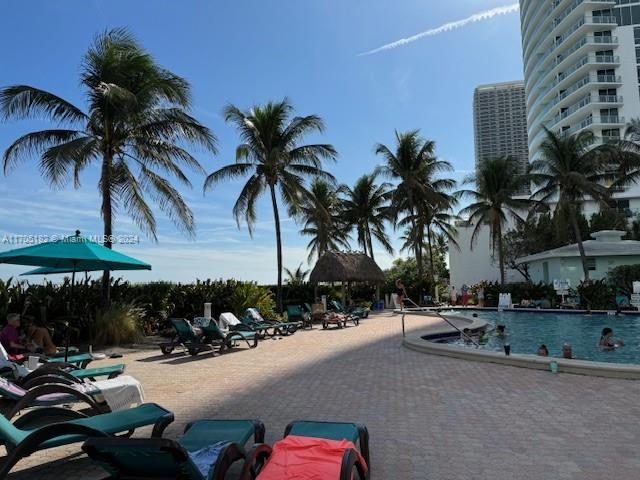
[599, 327, 625, 350]
[0, 314, 57, 356]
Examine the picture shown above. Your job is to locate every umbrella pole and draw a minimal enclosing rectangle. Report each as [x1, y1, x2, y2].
[65, 267, 75, 362]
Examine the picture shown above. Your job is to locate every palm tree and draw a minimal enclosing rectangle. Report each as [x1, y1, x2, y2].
[375, 130, 452, 281]
[204, 99, 336, 311]
[0, 28, 216, 306]
[297, 178, 350, 262]
[284, 264, 309, 286]
[606, 118, 640, 188]
[460, 156, 531, 285]
[529, 129, 613, 281]
[339, 173, 393, 260]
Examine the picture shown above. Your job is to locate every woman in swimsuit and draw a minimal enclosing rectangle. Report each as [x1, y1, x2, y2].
[395, 279, 406, 310]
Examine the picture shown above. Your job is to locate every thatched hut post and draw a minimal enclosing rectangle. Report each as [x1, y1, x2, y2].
[310, 251, 386, 303]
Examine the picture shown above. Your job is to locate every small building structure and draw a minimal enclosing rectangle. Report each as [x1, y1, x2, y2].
[310, 251, 385, 302]
[516, 231, 640, 285]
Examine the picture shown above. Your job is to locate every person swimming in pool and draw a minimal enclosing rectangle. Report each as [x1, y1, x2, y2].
[599, 327, 625, 350]
[495, 324, 506, 338]
[537, 344, 549, 357]
[460, 328, 473, 344]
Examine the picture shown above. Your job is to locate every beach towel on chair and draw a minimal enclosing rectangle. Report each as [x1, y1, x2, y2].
[92, 375, 144, 411]
[257, 435, 367, 480]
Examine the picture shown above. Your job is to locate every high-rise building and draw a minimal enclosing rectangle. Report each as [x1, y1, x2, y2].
[473, 81, 529, 178]
[520, 0, 640, 214]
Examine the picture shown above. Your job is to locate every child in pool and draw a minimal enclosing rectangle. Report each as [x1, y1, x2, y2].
[537, 344, 549, 357]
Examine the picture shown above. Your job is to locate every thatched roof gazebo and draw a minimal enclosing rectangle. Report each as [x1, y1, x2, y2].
[310, 252, 385, 304]
[310, 251, 385, 284]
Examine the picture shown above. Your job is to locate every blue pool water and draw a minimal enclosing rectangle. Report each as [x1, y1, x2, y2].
[442, 310, 640, 365]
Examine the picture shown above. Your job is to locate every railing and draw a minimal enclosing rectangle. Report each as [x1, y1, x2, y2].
[527, 36, 619, 108]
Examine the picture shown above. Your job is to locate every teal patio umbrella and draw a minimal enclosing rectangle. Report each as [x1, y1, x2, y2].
[0, 230, 151, 359]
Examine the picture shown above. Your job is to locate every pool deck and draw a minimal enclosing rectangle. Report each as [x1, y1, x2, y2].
[6, 312, 640, 479]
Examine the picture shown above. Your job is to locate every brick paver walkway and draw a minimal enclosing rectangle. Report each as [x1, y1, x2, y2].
[7, 312, 640, 479]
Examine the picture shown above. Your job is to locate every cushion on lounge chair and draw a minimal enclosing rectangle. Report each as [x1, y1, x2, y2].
[219, 313, 242, 329]
[256, 435, 367, 480]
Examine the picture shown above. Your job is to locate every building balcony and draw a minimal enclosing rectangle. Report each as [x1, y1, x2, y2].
[526, 35, 619, 108]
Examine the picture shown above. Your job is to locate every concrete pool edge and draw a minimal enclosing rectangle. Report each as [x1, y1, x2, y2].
[403, 318, 640, 380]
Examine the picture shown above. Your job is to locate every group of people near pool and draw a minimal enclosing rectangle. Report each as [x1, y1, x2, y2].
[460, 323, 625, 359]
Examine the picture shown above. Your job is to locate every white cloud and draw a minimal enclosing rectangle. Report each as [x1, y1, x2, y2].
[359, 3, 520, 56]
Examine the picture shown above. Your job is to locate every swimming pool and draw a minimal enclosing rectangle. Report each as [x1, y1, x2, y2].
[440, 310, 640, 365]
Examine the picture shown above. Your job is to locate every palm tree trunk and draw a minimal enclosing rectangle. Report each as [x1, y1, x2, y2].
[427, 225, 435, 294]
[570, 204, 590, 281]
[497, 222, 505, 286]
[100, 154, 113, 308]
[269, 184, 284, 312]
[367, 227, 375, 261]
[361, 229, 368, 257]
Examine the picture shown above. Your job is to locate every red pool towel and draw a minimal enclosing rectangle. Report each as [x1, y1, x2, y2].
[257, 435, 368, 479]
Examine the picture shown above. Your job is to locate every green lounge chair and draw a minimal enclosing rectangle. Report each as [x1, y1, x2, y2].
[243, 309, 300, 336]
[16, 363, 126, 388]
[241, 420, 370, 480]
[83, 419, 265, 480]
[0, 340, 97, 369]
[200, 322, 259, 353]
[332, 300, 369, 319]
[159, 318, 211, 356]
[329, 301, 362, 326]
[285, 305, 309, 330]
[0, 402, 174, 477]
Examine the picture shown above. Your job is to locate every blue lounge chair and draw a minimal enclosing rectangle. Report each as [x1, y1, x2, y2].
[83, 419, 265, 480]
[0, 402, 174, 477]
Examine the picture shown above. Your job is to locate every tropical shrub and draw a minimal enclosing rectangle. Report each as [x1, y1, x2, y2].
[93, 302, 144, 346]
[229, 283, 276, 318]
[577, 280, 616, 310]
[607, 265, 640, 296]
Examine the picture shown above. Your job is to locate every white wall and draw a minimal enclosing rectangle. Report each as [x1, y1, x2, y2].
[617, 25, 640, 128]
[449, 223, 525, 288]
[527, 255, 640, 285]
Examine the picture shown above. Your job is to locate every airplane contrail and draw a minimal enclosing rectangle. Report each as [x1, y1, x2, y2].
[359, 3, 520, 56]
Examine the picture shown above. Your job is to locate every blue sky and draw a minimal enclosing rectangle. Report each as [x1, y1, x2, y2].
[0, 0, 523, 284]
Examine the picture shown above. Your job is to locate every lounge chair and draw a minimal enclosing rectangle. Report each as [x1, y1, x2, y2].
[0, 340, 98, 369]
[285, 305, 309, 331]
[159, 318, 211, 356]
[83, 419, 265, 480]
[244, 309, 301, 336]
[331, 300, 369, 319]
[240, 420, 370, 480]
[14, 363, 126, 388]
[218, 312, 276, 338]
[329, 301, 361, 326]
[0, 402, 174, 477]
[0, 376, 109, 420]
[200, 321, 259, 353]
